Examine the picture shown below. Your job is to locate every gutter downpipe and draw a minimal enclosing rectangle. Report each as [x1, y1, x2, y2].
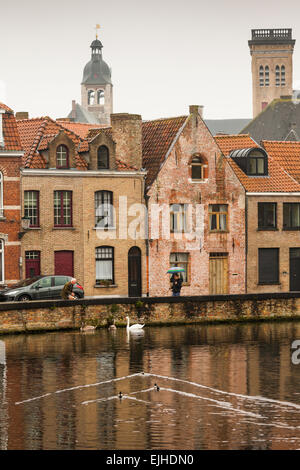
[245, 192, 248, 294]
[145, 193, 150, 297]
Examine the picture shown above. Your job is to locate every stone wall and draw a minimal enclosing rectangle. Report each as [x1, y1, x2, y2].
[0, 293, 300, 334]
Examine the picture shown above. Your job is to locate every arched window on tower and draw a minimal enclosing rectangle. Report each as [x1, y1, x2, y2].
[259, 66, 264, 87]
[97, 90, 105, 105]
[276, 65, 280, 87]
[88, 90, 95, 105]
[264, 66, 269, 87]
[281, 65, 286, 86]
[97, 146, 109, 169]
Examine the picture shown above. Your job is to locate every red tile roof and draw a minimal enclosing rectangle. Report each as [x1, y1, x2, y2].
[142, 116, 187, 187]
[0, 102, 13, 113]
[215, 134, 300, 192]
[0, 103, 23, 151]
[262, 140, 300, 184]
[215, 134, 259, 155]
[17, 117, 88, 169]
[57, 121, 105, 139]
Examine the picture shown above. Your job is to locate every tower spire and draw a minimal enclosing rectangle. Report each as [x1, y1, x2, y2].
[95, 24, 100, 39]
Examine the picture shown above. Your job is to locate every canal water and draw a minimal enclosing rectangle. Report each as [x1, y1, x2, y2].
[0, 321, 300, 450]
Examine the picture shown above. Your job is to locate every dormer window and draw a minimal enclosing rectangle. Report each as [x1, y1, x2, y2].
[230, 148, 268, 176]
[56, 145, 69, 169]
[97, 145, 109, 169]
[249, 156, 265, 175]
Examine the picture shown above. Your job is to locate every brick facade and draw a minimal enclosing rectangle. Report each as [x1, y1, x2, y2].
[18, 116, 147, 297]
[146, 107, 246, 296]
[0, 104, 23, 286]
[249, 29, 295, 117]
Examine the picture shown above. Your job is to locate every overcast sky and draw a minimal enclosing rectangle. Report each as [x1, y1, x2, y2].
[0, 0, 300, 120]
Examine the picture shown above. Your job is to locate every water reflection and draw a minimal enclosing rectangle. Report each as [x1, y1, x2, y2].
[0, 322, 300, 449]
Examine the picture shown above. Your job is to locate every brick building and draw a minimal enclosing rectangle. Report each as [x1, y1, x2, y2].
[16, 114, 147, 297]
[143, 106, 247, 296]
[248, 28, 295, 118]
[216, 134, 300, 293]
[0, 103, 23, 286]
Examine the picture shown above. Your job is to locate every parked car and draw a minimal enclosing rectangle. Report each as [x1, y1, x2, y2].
[0, 276, 84, 302]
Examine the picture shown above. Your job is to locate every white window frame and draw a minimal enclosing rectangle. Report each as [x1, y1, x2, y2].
[0, 110, 4, 147]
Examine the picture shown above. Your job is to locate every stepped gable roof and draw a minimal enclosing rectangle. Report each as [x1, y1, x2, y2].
[215, 134, 300, 192]
[0, 102, 23, 151]
[142, 115, 188, 188]
[17, 117, 88, 168]
[262, 140, 300, 185]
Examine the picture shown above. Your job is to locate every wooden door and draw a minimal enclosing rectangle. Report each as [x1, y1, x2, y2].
[54, 251, 74, 277]
[128, 247, 142, 297]
[290, 248, 300, 291]
[25, 251, 40, 278]
[209, 253, 228, 295]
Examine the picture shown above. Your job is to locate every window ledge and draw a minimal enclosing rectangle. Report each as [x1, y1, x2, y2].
[209, 230, 229, 233]
[94, 284, 118, 288]
[257, 282, 281, 285]
[52, 227, 75, 230]
[28, 227, 41, 230]
[188, 178, 208, 184]
[93, 227, 116, 231]
[257, 227, 278, 231]
[283, 227, 300, 231]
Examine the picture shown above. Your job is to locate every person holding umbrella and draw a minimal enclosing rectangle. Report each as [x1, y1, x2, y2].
[167, 267, 184, 297]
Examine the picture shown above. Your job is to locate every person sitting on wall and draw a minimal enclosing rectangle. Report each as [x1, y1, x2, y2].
[61, 278, 77, 300]
[170, 273, 183, 297]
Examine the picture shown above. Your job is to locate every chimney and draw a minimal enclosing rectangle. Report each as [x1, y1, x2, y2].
[15, 111, 29, 120]
[111, 113, 142, 169]
[71, 100, 76, 120]
[189, 105, 204, 118]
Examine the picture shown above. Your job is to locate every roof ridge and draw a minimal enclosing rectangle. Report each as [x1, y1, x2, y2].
[142, 115, 187, 124]
[215, 133, 251, 138]
[263, 139, 300, 144]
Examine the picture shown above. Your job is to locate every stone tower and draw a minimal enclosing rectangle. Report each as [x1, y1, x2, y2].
[249, 29, 295, 118]
[81, 37, 113, 125]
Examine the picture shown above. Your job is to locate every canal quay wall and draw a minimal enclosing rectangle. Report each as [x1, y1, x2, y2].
[1, 292, 300, 334]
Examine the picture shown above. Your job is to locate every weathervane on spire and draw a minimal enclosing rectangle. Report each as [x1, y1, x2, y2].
[95, 24, 100, 39]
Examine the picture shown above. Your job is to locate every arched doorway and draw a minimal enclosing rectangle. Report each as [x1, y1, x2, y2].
[128, 247, 142, 297]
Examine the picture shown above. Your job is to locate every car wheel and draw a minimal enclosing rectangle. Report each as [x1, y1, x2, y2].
[73, 293, 81, 300]
[17, 294, 31, 302]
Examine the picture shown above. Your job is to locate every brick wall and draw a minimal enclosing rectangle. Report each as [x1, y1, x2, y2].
[247, 195, 300, 292]
[0, 293, 299, 334]
[111, 114, 142, 169]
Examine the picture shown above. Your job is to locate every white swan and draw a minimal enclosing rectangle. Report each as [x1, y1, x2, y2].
[126, 316, 144, 331]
